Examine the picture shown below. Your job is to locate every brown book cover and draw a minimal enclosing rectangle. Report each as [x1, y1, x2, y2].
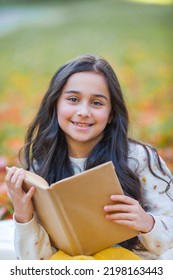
[8, 162, 138, 256]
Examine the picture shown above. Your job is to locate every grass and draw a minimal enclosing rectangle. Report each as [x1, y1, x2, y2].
[0, 0, 173, 162]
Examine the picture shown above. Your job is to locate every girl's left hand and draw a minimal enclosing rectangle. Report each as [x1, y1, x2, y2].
[104, 195, 155, 233]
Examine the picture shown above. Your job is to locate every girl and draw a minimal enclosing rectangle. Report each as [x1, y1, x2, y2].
[5, 54, 173, 260]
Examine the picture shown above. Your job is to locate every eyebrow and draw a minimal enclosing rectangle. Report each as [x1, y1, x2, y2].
[64, 90, 109, 101]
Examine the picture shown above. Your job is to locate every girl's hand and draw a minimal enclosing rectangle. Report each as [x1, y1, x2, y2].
[104, 195, 155, 233]
[5, 166, 35, 223]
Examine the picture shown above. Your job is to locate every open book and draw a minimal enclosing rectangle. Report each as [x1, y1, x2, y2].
[8, 162, 138, 256]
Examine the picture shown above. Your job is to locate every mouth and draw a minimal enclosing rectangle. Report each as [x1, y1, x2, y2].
[72, 121, 93, 127]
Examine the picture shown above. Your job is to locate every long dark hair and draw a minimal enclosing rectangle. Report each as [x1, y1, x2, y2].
[20, 54, 171, 250]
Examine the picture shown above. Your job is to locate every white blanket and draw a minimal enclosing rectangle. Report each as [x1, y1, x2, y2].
[0, 219, 16, 259]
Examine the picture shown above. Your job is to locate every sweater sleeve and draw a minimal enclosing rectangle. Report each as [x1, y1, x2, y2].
[129, 143, 173, 256]
[14, 214, 55, 260]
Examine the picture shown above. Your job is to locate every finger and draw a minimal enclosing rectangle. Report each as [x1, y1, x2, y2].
[110, 195, 137, 205]
[14, 170, 26, 192]
[106, 212, 136, 221]
[10, 168, 24, 186]
[104, 203, 132, 213]
[7, 170, 26, 199]
[6, 171, 25, 205]
[5, 166, 17, 182]
[111, 219, 138, 230]
[25, 186, 36, 202]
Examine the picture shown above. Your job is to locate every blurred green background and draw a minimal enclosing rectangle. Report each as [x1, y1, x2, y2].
[0, 0, 173, 218]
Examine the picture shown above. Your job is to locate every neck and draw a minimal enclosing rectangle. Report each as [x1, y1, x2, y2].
[68, 146, 91, 158]
[66, 134, 103, 158]
[67, 141, 96, 158]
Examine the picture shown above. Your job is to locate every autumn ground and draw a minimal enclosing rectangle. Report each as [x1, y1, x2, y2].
[0, 0, 173, 219]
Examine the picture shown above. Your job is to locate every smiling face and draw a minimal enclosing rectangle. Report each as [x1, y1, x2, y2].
[57, 71, 112, 157]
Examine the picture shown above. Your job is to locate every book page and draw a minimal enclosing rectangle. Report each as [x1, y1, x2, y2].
[23, 170, 49, 190]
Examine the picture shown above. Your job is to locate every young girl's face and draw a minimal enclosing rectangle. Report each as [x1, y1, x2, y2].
[57, 71, 112, 157]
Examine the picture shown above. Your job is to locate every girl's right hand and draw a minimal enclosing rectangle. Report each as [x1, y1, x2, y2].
[5, 166, 35, 223]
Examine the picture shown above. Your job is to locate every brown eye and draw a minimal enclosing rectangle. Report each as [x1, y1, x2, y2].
[91, 100, 104, 106]
[68, 97, 79, 103]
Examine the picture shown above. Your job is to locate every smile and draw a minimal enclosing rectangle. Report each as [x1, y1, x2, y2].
[72, 122, 92, 127]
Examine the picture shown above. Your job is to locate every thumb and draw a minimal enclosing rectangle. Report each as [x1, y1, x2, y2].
[26, 186, 36, 201]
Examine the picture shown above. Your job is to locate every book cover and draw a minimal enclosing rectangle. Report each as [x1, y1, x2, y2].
[8, 162, 138, 256]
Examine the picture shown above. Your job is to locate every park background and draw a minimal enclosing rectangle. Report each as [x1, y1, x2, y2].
[0, 0, 173, 220]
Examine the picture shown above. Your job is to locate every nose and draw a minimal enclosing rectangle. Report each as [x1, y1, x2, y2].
[77, 102, 91, 117]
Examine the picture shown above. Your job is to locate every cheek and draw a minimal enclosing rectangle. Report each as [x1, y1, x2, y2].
[97, 109, 111, 125]
[57, 102, 72, 124]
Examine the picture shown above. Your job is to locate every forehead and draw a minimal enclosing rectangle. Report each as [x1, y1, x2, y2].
[63, 71, 109, 95]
